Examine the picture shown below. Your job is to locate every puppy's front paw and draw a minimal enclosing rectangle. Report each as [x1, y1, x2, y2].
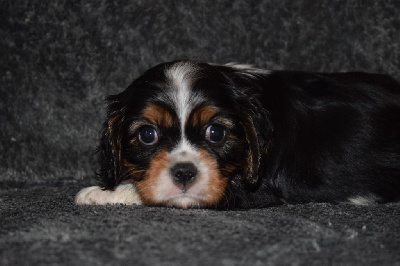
[75, 183, 142, 205]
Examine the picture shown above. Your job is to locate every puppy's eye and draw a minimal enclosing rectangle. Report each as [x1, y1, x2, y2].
[205, 124, 225, 144]
[138, 126, 159, 146]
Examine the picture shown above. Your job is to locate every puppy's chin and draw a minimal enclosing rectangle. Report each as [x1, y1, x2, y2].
[163, 194, 208, 209]
[134, 149, 229, 209]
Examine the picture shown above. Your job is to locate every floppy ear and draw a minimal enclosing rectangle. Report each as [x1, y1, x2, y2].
[96, 95, 125, 190]
[236, 88, 272, 186]
[241, 113, 261, 185]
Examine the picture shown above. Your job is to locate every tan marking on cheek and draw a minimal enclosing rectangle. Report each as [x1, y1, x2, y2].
[198, 150, 229, 206]
[134, 150, 170, 204]
[142, 104, 175, 128]
[191, 105, 218, 127]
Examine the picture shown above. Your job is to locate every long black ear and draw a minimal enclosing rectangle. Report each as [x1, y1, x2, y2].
[241, 111, 271, 186]
[96, 95, 125, 190]
[225, 66, 273, 187]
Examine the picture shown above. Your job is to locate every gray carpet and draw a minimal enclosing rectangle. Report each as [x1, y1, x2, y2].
[1, 0, 400, 265]
[1, 185, 400, 265]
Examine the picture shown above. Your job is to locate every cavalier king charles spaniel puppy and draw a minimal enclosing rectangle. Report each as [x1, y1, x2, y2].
[76, 60, 400, 209]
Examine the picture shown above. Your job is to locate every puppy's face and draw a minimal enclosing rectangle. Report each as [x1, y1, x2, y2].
[101, 61, 263, 208]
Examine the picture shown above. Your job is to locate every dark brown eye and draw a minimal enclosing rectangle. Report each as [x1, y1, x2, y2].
[138, 126, 158, 146]
[205, 124, 225, 144]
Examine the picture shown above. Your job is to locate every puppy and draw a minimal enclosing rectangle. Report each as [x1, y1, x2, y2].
[76, 60, 400, 209]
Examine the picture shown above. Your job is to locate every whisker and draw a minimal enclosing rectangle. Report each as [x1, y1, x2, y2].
[120, 167, 147, 180]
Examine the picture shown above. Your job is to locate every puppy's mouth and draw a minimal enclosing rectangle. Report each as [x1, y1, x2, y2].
[162, 193, 207, 209]
[154, 171, 210, 209]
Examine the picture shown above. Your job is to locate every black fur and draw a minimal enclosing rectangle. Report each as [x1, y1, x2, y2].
[97, 60, 400, 208]
[223, 68, 400, 208]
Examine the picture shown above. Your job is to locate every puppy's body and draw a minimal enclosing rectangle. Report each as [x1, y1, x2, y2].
[76, 60, 400, 209]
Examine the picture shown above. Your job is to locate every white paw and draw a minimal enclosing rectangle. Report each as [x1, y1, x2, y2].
[75, 183, 143, 205]
[347, 194, 379, 205]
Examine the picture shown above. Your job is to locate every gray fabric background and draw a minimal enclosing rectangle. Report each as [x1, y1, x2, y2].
[1, 0, 399, 265]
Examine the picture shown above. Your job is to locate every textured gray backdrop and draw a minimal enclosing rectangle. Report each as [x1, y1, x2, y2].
[2, 0, 399, 184]
[1, 1, 400, 265]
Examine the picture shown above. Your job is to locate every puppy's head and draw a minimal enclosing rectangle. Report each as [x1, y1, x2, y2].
[97, 60, 271, 208]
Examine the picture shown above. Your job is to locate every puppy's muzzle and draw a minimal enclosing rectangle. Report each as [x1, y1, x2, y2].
[170, 162, 198, 187]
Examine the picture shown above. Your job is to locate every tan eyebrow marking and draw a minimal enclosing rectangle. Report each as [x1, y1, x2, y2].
[190, 105, 219, 127]
[142, 104, 176, 128]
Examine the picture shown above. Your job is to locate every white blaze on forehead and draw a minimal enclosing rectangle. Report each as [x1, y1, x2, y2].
[165, 62, 206, 165]
[165, 61, 202, 135]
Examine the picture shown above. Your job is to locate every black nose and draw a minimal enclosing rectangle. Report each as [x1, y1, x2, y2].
[170, 163, 198, 186]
